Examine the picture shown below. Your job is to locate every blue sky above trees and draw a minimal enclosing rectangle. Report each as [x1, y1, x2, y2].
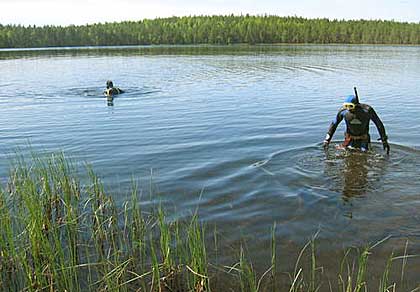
[1, 0, 419, 26]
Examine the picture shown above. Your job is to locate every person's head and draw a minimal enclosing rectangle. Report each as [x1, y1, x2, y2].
[106, 80, 114, 89]
[343, 94, 358, 111]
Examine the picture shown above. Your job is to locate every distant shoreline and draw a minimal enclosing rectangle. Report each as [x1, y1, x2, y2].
[1, 15, 420, 48]
[2, 43, 420, 52]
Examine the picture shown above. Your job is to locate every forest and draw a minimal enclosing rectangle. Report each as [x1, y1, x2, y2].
[1, 15, 420, 48]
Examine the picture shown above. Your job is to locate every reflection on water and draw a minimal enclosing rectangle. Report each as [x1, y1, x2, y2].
[107, 96, 114, 106]
[251, 142, 420, 242]
[323, 147, 387, 201]
[340, 153, 370, 199]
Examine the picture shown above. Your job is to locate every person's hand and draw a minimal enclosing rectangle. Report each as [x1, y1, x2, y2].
[323, 134, 331, 149]
[383, 140, 390, 155]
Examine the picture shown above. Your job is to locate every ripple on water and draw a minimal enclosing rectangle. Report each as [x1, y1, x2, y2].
[243, 142, 420, 246]
[62, 86, 160, 99]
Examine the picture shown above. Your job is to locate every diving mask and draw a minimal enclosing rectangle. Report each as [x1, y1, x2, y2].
[343, 102, 355, 110]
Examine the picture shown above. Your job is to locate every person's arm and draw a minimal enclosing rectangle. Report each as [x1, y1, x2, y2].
[369, 107, 390, 154]
[369, 107, 387, 139]
[324, 110, 345, 147]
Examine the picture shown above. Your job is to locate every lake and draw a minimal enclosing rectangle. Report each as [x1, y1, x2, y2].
[1, 45, 419, 287]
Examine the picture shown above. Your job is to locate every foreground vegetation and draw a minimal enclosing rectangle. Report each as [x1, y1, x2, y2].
[1, 15, 420, 48]
[0, 152, 418, 291]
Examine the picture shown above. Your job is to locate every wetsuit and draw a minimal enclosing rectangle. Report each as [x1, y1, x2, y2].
[326, 103, 387, 151]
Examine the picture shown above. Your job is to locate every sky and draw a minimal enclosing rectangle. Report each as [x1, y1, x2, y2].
[0, 0, 419, 26]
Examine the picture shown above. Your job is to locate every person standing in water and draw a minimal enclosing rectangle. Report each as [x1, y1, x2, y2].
[323, 90, 390, 154]
[104, 80, 124, 97]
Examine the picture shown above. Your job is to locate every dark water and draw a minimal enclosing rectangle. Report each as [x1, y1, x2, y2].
[1, 45, 420, 285]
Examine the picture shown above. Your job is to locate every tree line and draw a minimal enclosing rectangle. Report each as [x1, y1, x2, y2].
[1, 15, 420, 48]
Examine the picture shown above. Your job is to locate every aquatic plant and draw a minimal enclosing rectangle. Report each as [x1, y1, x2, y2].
[0, 152, 417, 291]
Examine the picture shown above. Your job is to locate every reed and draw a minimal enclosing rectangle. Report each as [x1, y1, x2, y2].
[271, 222, 277, 292]
[0, 152, 417, 291]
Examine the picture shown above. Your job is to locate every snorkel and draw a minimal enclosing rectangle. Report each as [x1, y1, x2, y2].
[353, 87, 360, 104]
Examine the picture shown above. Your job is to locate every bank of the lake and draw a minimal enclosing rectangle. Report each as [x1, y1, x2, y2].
[1, 152, 417, 291]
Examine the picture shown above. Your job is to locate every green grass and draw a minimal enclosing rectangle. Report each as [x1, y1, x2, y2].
[0, 152, 418, 291]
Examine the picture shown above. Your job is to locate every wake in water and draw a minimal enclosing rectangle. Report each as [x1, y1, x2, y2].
[251, 141, 420, 228]
[65, 86, 160, 99]
[246, 143, 420, 253]
[252, 142, 420, 199]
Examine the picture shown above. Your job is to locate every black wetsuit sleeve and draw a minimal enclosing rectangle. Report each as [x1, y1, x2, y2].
[326, 109, 345, 141]
[369, 107, 387, 140]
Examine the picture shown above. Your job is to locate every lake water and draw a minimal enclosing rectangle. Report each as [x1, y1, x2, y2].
[1, 45, 419, 287]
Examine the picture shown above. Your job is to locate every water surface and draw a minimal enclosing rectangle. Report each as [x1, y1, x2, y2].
[1, 45, 419, 286]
